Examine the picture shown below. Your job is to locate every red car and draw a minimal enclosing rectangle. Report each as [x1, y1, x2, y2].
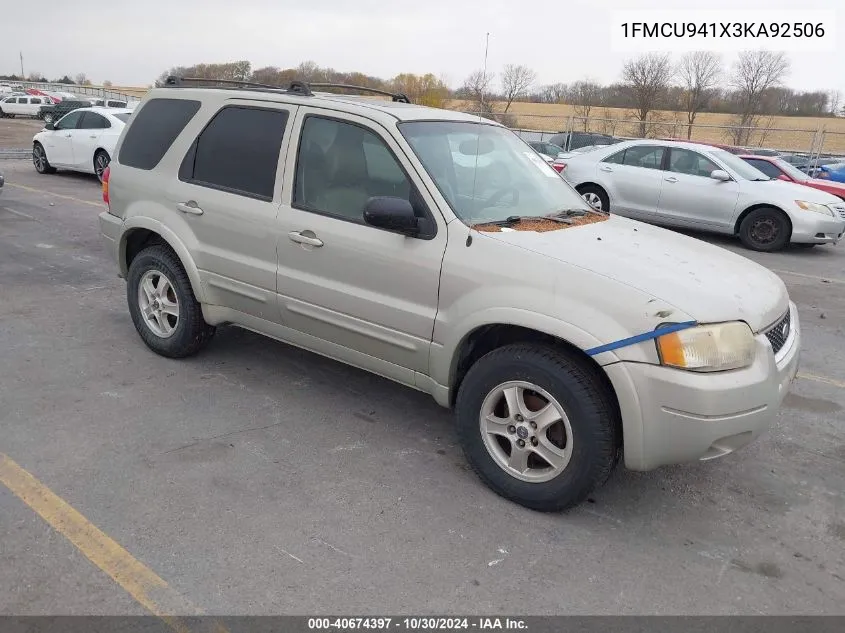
[740, 154, 845, 201]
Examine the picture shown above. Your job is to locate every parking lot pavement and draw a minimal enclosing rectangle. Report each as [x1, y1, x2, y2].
[1, 158, 843, 616]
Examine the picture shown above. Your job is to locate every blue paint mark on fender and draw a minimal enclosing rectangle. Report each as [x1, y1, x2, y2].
[585, 321, 698, 356]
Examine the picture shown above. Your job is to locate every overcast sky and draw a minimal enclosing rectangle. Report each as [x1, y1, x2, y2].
[3, 0, 842, 95]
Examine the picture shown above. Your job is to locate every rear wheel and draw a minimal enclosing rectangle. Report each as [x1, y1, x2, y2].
[455, 344, 620, 512]
[578, 184, 609, 213]
[32, 143, 56, 174]
[738, 207, 790, 252]
[94, 150, 110, 183]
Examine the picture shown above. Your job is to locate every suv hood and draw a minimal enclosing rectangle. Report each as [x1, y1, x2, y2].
[484, 215, 788, 332]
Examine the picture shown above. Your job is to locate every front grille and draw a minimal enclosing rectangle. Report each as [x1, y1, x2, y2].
[832, 204, 845, 220]
[763, 310, 791, 355]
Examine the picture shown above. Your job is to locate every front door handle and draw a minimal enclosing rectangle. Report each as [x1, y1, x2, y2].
[64, 133, 72, 138]
[664, 176, 678, 183]
[288, 231, 323, 247]
[176, 201, 204, 215]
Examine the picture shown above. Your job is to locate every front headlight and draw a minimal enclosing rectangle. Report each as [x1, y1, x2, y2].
[795, 200, 835, 216]
[656, 322, 755, 372]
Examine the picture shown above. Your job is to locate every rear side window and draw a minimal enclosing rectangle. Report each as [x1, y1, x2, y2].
[119, 98, 200, 170]
[179, 106, 288, 200]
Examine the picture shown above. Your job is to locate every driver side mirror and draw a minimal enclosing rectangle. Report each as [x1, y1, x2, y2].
[363, 197, 419, 236]
[44, 122, 55, 131]
[710, 169, 731, 182]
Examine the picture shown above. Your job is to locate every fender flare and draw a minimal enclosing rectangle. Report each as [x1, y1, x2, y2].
[120, 216, 207, 303]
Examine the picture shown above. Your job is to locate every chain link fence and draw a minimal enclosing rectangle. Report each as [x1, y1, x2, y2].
[463, 110, 845, 171]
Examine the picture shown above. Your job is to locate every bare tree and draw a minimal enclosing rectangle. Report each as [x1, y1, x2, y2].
[677, 51, 721, 138]
[102, 79, 113, 88]
[729, 51, 790, 144]
[536, 83, 568, 104]
[829, 90, 842, 116]
[461, 69, 495, 106]
[621, 53, 674, 137]
[74, 73, 90, 85]
[569, 79, 602, 130]
[501, 64, 536, 112]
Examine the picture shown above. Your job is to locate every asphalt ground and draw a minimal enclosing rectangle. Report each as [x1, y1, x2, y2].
[0, 158, 843, 617]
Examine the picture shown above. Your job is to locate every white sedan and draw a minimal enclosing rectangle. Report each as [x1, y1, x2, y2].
[560, 139, 845, 251]
[32, 107, 132, 182]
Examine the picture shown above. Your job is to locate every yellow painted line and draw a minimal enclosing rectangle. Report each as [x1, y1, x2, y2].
[0, 453, 227, 633]
[7, 181, 103, 208]
[797, 371, 845, 389]
[771, 269, 845, 285]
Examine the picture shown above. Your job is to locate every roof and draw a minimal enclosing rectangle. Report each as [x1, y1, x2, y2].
[614, 138, 739, 153]
[146, 85, 499, 126]
[71, 106, 133, 116]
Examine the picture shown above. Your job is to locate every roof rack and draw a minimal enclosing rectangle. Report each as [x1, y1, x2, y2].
[162, 76, 411, 103]
[308, 83, 410, 103]
[163, 75, 313, 96]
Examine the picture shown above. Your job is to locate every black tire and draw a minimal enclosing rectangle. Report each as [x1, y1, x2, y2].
[94, 150, 110, 183]
[0, 108, 6, 118]
[32, 142, 56, 174]
[738, 207, 791, 252]
[577, 184, 609, 213]
[455, 343, 621, 512]
[127, 244, 215, 358]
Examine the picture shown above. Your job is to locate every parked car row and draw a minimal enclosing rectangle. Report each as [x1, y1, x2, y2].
[1, 92, 134, 120]
[558, 139, 845, 251]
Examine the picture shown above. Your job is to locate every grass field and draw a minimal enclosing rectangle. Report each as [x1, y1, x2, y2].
[106, 85, 845, 154]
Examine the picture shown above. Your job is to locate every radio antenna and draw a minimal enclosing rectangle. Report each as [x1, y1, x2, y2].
[479, 32, 490, 120]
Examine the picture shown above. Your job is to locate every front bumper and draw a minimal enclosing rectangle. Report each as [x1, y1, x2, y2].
[790, 211, 845, 244]
[606, 302, 800, 471]
[99, 211, 123, 274]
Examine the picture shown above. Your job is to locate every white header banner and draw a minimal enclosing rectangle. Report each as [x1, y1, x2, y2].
[610, 10, 837, 52]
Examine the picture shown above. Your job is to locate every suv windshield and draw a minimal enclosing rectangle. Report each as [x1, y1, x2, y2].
[399, 121, 591, 224]
[710, 149, 770, 181]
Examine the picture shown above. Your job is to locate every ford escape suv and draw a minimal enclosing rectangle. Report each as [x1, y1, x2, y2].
[99, 77, 800, 512]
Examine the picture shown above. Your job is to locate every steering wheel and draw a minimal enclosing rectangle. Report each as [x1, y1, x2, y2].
[484, 187, 520, 208]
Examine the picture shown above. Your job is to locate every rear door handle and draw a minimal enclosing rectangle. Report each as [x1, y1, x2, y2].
[664, 176, 678, 183]
[599, 166, 613, 172]
[288, 231, 323, 247]
[176, 201, 204, 215]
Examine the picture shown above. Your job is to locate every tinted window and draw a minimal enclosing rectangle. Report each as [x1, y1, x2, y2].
[180, 106, 288, 200]
[30, 98, 42, 104]
[56, 110, 84, 130]
[603, 149, 625, 164]
[17, 97, 27, 103]
[668, 148, 719, 177]
[743, 158, 782, 179]
[113, 113, 131, 123]
[295, 116, 414, 222]
[120, 98, 200, 170]
[79, 112, 110, 129]
[622, 146, 664, 169]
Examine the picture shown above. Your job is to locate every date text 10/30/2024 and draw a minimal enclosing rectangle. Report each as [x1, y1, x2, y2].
[307, 618, 528, 630]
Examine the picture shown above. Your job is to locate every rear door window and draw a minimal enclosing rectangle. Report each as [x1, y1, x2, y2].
[119, 98, 201, 170]
[179, 105, 289, 200]
[622, 146, 665, 169]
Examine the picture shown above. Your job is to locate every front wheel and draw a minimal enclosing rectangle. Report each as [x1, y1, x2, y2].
[455, 344, 621, 512]
[32, 143, 56, 174]
[127, 244, 215, 358]
[738, 207, 790, 252]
